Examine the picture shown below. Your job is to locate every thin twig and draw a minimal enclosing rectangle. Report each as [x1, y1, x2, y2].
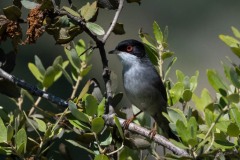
[102, 0, 124, 43]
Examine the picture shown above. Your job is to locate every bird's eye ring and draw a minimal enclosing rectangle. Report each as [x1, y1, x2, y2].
[126, 45, 133, 52]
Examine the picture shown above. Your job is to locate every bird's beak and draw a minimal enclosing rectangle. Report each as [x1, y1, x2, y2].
[108, 50, 118, 54]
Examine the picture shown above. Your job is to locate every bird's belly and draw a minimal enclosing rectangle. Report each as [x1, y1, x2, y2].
[124, 76, 161, 115]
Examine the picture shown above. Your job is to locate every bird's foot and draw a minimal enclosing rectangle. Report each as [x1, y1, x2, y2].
[148, 122, 158, 139]
[123, 117, 134, 129]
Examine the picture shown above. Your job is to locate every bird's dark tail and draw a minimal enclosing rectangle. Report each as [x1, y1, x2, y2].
[153, 112, 179, 141]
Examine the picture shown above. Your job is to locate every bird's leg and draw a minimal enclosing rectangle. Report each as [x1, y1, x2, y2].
[149, 122, 158, 139]
[123, 110, 142, 129]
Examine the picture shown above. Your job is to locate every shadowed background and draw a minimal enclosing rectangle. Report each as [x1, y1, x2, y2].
[0, 0, 240, 159]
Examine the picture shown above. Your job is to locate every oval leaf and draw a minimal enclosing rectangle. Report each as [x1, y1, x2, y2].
[91, 117, 104, 134]
[86, 22, 105, 35]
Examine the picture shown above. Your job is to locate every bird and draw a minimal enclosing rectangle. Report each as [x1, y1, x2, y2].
[109, 39, 178, 140]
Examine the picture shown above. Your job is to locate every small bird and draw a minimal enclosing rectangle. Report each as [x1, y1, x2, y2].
[109, 39, 177, 140]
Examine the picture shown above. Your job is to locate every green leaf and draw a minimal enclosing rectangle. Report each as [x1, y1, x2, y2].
[7, 126, 14, 142]
[112, 23, 125, 35]
[153, 21, 163, 43]
[98, 98, 105, 117]
[190, 71, 199, 91]
[68, 116, 90, 131]
[68, 101, 89, 123]
[75, 39, 86, 57]
[205, 109, 215, 127]
[58, 64, 73, 86]
[176, 120, 188, 143]
[192, 88, 212, 112]
[227, 93, 240, 103]
[62, 6, 80, 17]
[111, 92, 123, 107]
[216, 120, 231, 133]
[214, 140, 235, 149]
[28, 63, 43, 82]
[229, 107, 240, 129]
[143, 43, 159, 66]
[78, 80, 91, 101]
[94, 154, 109, 160]
[231, 26, 240, 39]
[229, 67, 240, 88]
[99, 129, 112, 146]
[176, 70, 185, 83]
[21, 0, 39, 9]
[219, 35, 240, 47]
[119, 147, 139, 160]
[43, 66, 55, 88]
[66, 139, 96, 155]
[80, 65, 92, 76]
[169, 82, 184, 105]
[161, 51, 174, 60]
[84, 94, 98, 117]
[33, 117, 46, 132]
[0, 117, 7, 143]
[15, 128, 27, 154]
[79, 1, 98, 22]
[164, 57, 177, 79]
[182, 89, 192, 102]
[167, 107, 187, 125]
[91, 117, 104, 134]
[227, 123, 240, 137]
[65, 47, 81, 72]
[207, 69, 228, 96]
[86, 22, 105, 35]
[34, 55, 45, 75]
[114, 116, 124, 139]
[230, 47, 240, 58]
[3, 5, 21, 21]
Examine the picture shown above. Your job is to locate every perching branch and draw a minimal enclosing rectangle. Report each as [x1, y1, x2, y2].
[0, 68, 68, 108]
[104, 114, 190, 157]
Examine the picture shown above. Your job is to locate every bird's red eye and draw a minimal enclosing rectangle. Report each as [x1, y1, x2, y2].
[126, 45, 133, 52]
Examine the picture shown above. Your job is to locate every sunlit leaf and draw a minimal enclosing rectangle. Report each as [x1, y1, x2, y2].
[15, 128, 27, 154]
[28, 63, 43, 82]
[169, 82, 184, 105]
[153, 21, 163, 43]
[219, 35, 240, 48]
[94, 154, 109, 160]
[62, 6, 80, 17]
[0, 117, 7, 143]
[98, 98, 105, 117]
[86, 22, 105, 35]
[231, 26, 240, 39]
[33, 117, 46, 132]
[79, 1, 98, 22]
[43, 66, 55, 88]
[207, 69, 228, 96]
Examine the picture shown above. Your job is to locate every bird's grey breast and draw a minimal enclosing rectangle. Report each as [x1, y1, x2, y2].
[122, 60, 166, 115]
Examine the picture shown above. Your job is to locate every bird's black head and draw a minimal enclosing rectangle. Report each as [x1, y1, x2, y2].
[109, 39, 146, 58]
